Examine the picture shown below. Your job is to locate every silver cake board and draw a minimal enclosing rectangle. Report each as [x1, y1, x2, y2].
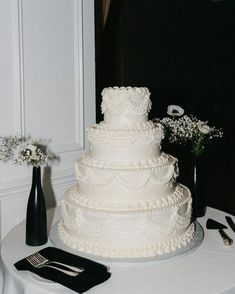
[50, 221, 204, 266]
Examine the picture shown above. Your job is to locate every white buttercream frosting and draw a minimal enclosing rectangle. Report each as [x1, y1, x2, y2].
[101, 87, 151, 126]
[58, 189, 194, 258]
[59, 86, 195, 259]
[87, 121, 164, 163]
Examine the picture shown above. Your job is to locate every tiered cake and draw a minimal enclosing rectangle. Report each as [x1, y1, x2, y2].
[58, 87, 195, 258]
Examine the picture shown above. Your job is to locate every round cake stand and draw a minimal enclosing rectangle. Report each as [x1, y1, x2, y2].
[50, 221, 204, 265]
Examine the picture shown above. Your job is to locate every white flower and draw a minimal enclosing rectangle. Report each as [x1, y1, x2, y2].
[197, 120, 208, 125]
[25, 144, 38, 160]
[12, 142, 26, 161]
[167, 105, 184, 117]
[0, 136, 48, 167]
[197, 121, 211, 134]
[155, 109, 222, 156]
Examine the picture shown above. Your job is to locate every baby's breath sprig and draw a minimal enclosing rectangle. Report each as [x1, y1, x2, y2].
[0, 136, 48, 167]
[155, 105, 223, 156]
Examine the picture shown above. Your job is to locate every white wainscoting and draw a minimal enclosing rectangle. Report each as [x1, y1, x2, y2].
[0, 0, 95, 241]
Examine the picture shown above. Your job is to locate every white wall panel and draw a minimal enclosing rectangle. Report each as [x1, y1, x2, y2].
[23, 0, 83, 150]
[0, 0, 95, 240]
[13, 0, 85, 151]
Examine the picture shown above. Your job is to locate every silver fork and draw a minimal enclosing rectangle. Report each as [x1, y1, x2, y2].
[26, 254, 83, 277]
[31, 253, 84, 273]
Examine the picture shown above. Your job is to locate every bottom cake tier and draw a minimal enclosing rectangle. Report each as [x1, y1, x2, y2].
[58, 185, 195, 258]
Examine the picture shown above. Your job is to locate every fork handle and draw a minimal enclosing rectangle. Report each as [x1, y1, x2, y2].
[49, 261, 84, 273]
[39, 264, 79, 276]
[219, 229, 233, 246]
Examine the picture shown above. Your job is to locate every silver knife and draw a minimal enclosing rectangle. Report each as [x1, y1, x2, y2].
[225, 216, 235, 233]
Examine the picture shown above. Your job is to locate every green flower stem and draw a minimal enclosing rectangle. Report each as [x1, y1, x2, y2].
[192, 135, 204, 156]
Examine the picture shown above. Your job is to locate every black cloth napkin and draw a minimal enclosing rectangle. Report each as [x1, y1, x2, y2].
[14, 247, 111, 293]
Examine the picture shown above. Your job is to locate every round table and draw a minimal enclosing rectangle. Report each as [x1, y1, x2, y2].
[1, 207, 235, 294]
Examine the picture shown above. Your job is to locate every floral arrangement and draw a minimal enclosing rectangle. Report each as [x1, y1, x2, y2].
[155, 105, 223, 156]
[0, 136, 48, 167]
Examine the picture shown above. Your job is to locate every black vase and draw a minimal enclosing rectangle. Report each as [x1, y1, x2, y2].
[190, 155, 206, 218]
[26, 166, 47, 246]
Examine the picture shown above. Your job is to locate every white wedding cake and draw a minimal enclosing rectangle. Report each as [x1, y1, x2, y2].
[58, 86, 195, 258]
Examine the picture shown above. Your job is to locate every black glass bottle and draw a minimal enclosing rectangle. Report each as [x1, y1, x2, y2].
[190, 155, 206, 218]
[26, 166, 47, 246]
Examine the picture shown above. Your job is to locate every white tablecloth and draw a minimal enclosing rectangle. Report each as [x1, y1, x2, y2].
[1, 207, 235, 294]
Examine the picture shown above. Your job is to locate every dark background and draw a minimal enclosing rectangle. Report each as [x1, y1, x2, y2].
[95, 0, 235, 214]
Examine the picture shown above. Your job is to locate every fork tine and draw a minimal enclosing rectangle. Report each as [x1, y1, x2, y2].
[35, 253, 46, 262]
[30, 256, 38, 266]
[34, 253, 48, 265]
[27, 256, 38, 267]
[27, 254, 43, 267]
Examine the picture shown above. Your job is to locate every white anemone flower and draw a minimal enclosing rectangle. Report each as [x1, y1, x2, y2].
[197, 121, 211, 134]
[13, 142, 27, 163]
[167, 105, 184, 117]
[25, 144, 39, 161]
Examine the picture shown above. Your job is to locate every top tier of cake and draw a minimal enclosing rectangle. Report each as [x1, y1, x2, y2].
[101, 86, 151, 126]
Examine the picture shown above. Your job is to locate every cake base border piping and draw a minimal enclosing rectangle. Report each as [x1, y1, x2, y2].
[50, 221, 202, 262]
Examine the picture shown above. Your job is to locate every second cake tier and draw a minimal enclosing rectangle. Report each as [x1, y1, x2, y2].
[73, 152, 182, 211]
[87, 121, 164, 163]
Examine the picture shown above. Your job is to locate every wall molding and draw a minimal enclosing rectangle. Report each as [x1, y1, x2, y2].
[74, 0, 85, 151]
[12, 0, 25, 136]
[11, 0, 86, 152]
[0, 167, 75, 198]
